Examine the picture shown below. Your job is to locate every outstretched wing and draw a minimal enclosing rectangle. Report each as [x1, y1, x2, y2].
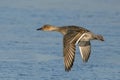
[63, 31, 91, 71]
[79, 41, 91, 62]
[63, 31, 82, 71]
[75, 32, 92, 62]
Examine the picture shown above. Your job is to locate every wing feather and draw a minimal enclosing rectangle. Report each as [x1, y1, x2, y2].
[79, 41, 91, 62]
[63, 31, 91, 71]
[63, 31, 78, 71]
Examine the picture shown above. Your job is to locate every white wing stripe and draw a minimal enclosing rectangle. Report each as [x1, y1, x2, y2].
[79, 46, 84, 59]
[75, 33, 86, 45]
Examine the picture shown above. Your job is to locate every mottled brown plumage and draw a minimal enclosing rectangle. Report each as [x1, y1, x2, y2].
[37, 24, 104, 72]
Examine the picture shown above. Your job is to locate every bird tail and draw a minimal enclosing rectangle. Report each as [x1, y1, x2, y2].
[94, 34, 104, 41]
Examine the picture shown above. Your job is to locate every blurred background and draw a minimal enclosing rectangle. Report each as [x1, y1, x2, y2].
[0, 0, 120, 80]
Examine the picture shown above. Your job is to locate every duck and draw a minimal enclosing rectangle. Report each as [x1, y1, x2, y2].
[37, 24, 104, 72]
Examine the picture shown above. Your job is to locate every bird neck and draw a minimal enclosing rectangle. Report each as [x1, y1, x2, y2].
[50, 26, 59, 31]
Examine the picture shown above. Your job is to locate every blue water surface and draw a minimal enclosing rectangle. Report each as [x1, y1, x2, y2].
[0, 0, 120, 80]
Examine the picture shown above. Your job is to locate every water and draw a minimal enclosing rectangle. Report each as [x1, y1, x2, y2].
[0, 0, 120, 80]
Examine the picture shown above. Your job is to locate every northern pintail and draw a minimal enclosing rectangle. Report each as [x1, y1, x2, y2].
[37, 24, 104, 71]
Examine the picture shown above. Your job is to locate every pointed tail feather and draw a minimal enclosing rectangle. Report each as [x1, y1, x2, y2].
[95, 35, 104, 41]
